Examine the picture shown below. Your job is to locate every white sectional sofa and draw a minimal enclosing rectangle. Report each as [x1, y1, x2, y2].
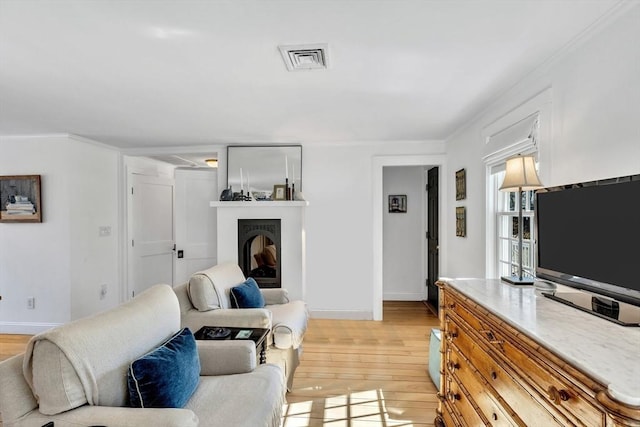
[0, 284, 285, 427]
[174, 262, 309, 391]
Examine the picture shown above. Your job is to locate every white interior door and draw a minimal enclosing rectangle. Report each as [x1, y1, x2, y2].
[128, 173, 175, 297]
[174, 169, 218, 284]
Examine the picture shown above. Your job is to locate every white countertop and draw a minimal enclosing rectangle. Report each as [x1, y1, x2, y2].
[442, 278, 640, 407]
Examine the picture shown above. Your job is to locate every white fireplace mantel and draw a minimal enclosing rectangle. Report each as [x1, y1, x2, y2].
[210, 201, 309, 208]
[210, 199, 307, 300]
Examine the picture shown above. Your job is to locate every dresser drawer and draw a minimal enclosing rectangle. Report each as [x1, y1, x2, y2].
[446, 305, 605, 427]
[443, 376, 486, 427]
[445, 314, 565, 427]
[446, 344, 520, 426]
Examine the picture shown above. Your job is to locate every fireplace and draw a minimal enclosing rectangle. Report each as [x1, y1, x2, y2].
[212, 200, 307, 301]
[238, 219, 281, 288]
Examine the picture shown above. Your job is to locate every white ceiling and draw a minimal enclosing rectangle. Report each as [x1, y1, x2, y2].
[0, 0, 625, 149]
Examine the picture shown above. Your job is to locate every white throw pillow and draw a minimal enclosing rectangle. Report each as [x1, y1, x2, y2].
[187, 270, 221, 311]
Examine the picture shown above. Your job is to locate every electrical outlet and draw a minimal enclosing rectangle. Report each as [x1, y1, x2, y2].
[100, 284, 108, 300]
[27, 297, 35, 309]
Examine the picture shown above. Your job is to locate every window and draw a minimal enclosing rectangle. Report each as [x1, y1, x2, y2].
[491, 168, 537, 278]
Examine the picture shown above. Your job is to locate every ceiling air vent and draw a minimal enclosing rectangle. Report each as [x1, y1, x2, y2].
[278, 43, 329, 71]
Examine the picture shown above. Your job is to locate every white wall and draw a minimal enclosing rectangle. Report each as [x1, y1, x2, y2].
[382, 166, 425, 300]
[0, 135, 120, 333]
[444, 4, 640, 279]
[302, 141, 444, 319]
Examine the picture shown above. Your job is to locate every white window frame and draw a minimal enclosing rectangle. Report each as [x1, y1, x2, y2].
[482, 89, 551, 279]
[492, 169, 537, 279]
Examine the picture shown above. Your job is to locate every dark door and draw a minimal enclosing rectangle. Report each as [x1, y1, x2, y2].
[426, 167, 439, 313]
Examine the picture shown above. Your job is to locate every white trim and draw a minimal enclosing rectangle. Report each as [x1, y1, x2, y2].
[373, 154, 447, 321]
[210, 201, 308, 208]
[122, 144, 226, 157]
[0, 322, 61, 334]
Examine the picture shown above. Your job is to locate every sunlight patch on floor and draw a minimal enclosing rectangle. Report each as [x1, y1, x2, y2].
[281, 389, 415, 427]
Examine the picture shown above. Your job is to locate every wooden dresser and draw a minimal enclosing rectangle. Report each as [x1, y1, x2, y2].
[435, 279, 640, 427]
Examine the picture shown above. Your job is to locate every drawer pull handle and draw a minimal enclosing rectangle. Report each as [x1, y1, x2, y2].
[447, 392, 461, 402]
[491, 371, 497, 380]
[448, 303, 456, 309]
[492, 413, 498, 421]
[548, 386, 570, 404]
[447, 362, 460, 372]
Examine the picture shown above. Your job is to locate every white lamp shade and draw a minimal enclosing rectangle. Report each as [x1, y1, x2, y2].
[499, 155, 543, 191]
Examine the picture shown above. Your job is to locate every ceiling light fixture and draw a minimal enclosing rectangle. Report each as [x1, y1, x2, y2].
[205, 159, 218, 168]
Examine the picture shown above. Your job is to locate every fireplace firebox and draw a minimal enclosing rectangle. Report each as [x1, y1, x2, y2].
[237, 219, 281, 288]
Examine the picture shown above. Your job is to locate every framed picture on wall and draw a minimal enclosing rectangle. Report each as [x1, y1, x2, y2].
[456, 168, 466, 200]
[456, 206, 466, 237]
[388, 195, 407, 213]
[0, 175, 42, 223]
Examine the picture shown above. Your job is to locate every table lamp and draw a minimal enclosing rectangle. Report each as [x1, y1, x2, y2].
[499, 154, 543, 285]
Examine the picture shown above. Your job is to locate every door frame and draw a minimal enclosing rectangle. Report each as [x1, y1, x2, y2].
[373, 154, 448, 321]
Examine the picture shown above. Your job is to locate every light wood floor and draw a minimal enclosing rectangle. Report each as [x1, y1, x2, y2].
[283, 301, 440, 426]
[0, 301, 440, 427]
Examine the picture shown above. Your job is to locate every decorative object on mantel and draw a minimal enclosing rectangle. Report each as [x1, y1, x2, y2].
[0, 175, 42, 223]
[220, 187, 233, 201]
[499, 154, 543, 285]
[455, 206, 466, 237]
[388, 195, 407, 213]
[455, 168, 466, 201]
[273, 185, 286, 201]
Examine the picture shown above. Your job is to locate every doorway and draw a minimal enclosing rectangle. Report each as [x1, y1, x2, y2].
[373, 154, 447, 321]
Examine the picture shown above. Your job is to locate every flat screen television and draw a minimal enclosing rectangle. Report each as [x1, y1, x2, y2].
[535, 174, 640, 308]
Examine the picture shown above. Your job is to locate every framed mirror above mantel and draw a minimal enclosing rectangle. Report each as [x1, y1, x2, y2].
[226, 145, 302, 199]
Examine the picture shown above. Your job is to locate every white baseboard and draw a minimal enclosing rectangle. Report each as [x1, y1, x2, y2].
[383, 292, 425, 301]
[309, 310, 373, 320]
[0, 322, 61, 335]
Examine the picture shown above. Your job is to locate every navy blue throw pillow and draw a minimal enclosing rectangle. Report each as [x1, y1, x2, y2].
[128, 328, 200, 408]
[230, 277, 265, 308]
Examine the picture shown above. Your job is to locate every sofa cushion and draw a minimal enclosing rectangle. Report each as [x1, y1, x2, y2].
[128, 328, 200, 408]
[230, 277, 265, 308]
[23, 284, 181, 415]
[188, 267, 222, 311]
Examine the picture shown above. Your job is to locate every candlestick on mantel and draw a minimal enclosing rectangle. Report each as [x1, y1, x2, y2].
[240, 168, 244, 193]
[285, 156, 288, 180]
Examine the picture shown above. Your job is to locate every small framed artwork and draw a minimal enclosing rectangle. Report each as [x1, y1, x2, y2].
[0, 175, 42, 223]
[456, 206, 466, 237]
[388, 195, 407, 213]
[456, 168, 466, 201]
[272, 185, 286, 201]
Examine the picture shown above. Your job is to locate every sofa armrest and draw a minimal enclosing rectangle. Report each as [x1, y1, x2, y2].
[181, 307, 272, 332]
[261, 288, 290, 305]
[25, 405, 198, 427]
[196, 340, 256, 375]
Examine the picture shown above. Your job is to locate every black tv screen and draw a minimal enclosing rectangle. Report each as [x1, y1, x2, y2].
[535, 175, 640, 306]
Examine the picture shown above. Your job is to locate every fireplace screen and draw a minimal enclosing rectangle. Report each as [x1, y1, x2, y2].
[238, 219, 281, 288]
